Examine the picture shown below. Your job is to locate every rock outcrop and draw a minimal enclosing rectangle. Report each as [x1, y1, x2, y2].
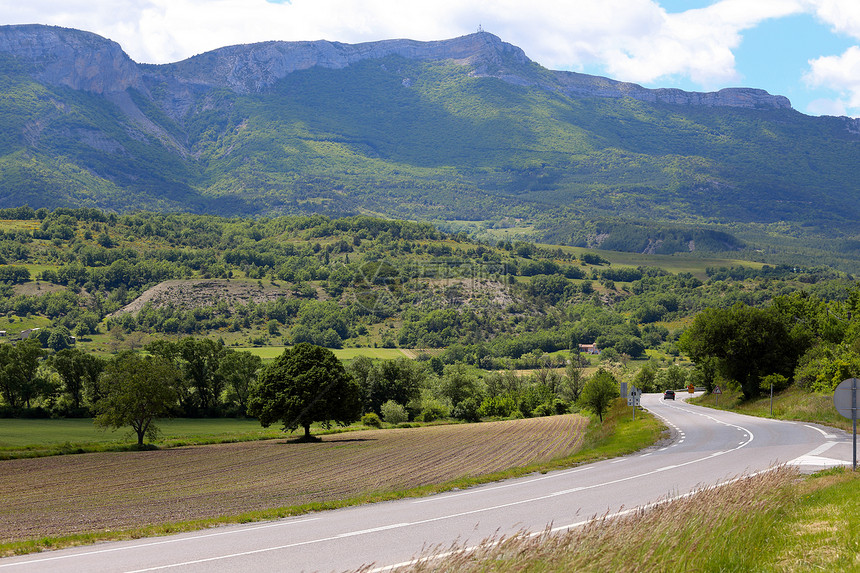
[147, 32, 530, 94]
[0, 24, 792, 112]
[0, 24, 143, 94]
[551, 71, 792, 109]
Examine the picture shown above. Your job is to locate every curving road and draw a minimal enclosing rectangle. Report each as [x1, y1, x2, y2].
[1, 393, 852, 572]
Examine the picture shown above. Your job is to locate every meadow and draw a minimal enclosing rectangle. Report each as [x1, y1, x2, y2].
[235, 346, 414, 361]
[0, 418, 286, 458]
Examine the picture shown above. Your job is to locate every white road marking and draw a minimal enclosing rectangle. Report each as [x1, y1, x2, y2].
[804, 424, 838, 439]
[412, 466, 593, 504]
[0, 518, 321, 569]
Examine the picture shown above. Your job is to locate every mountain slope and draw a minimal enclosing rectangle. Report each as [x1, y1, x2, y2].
[0, 24, 859, 262]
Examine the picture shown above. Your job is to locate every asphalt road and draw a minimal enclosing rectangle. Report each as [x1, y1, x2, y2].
[1, 393, 853, 572]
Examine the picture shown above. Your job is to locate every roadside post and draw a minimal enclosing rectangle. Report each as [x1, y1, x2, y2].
[627, 386, 640, 420]
[770, 381, 774, 417]
[834, 378, 858, 471]
[713, 385, 722, 407]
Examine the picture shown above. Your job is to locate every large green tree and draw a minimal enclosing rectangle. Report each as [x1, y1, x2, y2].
[247, 343, 362, 440]
[217, 350, 262, 413]
[94, 352, 180, 446]
[579, 367, 618, 422]
[0, 339, 45, 409]
[678, 303, 801, 399]
[50, 347, 105, 411]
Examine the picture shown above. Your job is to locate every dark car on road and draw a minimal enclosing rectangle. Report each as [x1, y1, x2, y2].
[663, 390, 675, 400]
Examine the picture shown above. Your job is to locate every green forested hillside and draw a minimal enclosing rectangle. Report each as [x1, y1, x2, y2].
[0, 206, 857, 429]
[2, 28, 860, 270]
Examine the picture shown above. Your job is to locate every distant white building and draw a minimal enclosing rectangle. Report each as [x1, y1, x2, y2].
[20, 328, 40, 340]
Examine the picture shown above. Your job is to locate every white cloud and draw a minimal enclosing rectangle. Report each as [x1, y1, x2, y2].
[804, 44, 860, 115]
[807, 0, 860, 40]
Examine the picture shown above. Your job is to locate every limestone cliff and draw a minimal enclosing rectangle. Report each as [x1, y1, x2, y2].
[0, 24, 792, 112]
[146, 32, 530, 94]
[0, 24, 143, 94]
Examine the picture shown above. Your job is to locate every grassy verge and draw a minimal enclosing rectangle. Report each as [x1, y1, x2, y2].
[0, 401, 663, 556]
[400, 466, 860, 572]
[689, 385, 853, 432]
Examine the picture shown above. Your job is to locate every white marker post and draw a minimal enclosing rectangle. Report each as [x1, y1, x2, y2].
[834, 378, 858, 471]
[627, 386, 640, 420]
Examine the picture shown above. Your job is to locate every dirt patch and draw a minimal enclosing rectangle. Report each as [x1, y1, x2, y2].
[13, 283, 67, 297]
[109, 279, 293, 317]
[0, 415, 589, 543]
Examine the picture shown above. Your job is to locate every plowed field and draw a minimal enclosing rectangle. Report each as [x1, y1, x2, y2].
[0, 414, 588, 542]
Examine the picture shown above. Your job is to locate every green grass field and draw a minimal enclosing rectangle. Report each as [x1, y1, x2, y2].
[235, 346, 413, 361]
[0, 418, 286, 457]
[0, 315, 51, 337]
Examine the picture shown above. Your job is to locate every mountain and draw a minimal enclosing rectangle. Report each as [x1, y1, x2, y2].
[1, 24, 860, 265]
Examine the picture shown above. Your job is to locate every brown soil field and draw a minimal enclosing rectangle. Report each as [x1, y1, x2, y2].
[0, 414, 588, 543]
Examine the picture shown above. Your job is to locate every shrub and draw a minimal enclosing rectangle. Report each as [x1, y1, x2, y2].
[380, 400, 408, 424]
[451, 397, 482, 422]
[419, 402, 447, 422]
[361, 412, 382, 428]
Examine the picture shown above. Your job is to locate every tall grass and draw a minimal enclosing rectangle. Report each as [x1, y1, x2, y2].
[399, 467, 860, 572]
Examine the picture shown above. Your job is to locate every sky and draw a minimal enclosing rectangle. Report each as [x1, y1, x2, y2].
[2, 0, 860, 117]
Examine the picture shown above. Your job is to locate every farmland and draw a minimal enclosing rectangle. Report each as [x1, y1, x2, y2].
[0, 414, 592, 545]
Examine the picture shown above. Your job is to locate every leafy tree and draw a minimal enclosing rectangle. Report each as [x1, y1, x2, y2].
[366, 357, 425, 414]
[94, 352, 180, 446]
[679, 303, 802, 399]
[579, 367, 618, 422]
[656, 364, 687, 392]
[380, 399, 408, 424]
[0, 339, 45, 409]
[438, 363, 483, 408]
[50, 348, 105, 411]
[47, 326, 72, 352]
[560, 355, 587, 402]
[178, 337, 226, 414]
[247, 343, 362, 440]
[793, 342, 860, 393]
[632, 361, 658, 393]
[217, 350, 262, 413]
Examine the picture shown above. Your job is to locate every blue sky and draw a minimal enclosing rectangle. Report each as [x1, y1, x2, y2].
[3, 0, 860, 117]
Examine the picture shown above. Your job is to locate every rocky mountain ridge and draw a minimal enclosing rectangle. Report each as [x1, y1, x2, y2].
[0, 24, 791, 112]
[2, 23, 859, 267]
